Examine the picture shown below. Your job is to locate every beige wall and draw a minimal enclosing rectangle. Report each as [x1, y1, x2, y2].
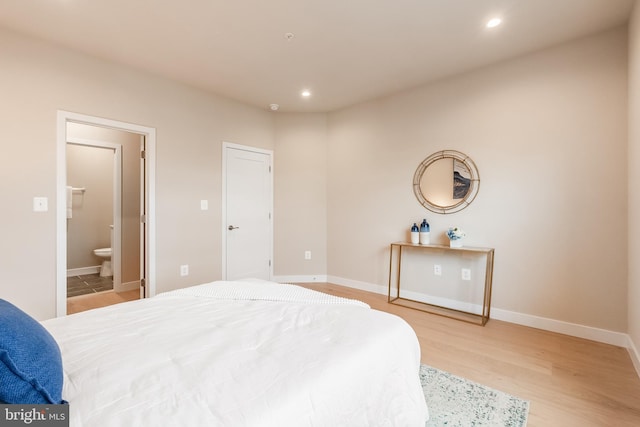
[0, 27, 275, 319]
[274, 113, 328, 277]
[628, 3, 640, 366]
[327, 27, 629, 332]
[0, 21, 634, 341]
[66, 144, 114, 269]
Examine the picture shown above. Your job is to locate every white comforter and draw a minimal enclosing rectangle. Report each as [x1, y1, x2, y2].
[43, 280, 428, 426]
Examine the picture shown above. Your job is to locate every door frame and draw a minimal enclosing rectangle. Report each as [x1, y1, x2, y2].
[66, 138, 123, 293]
[56, 111, 156, 316]
[221, 142, 273, 280]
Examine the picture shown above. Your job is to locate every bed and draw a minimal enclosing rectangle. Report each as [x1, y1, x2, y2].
[12, 280, 429, 426]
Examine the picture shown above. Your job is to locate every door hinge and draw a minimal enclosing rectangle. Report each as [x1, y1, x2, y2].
[269, 260, 271, 267]
[140, 278, 146, 288]
[140, 214, 146, 223]
[269, 165, 271, 173]
[268, 212, 271, 220]
[141, 150, 146, 159]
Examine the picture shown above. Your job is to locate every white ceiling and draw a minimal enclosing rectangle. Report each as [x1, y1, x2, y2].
[0, 0, 634, 112]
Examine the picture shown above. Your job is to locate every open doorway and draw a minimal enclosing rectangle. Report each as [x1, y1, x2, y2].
[56, 111, 156, 316]
[65, 125, 139, 314]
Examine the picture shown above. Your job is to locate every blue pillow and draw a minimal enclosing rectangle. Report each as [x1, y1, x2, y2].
[0, 299, 66, 404]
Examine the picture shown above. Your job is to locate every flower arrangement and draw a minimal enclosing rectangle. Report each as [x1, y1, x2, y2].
[446, 227, 466, 241]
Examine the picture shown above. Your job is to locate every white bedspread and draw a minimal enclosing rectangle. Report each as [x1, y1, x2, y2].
[43, 280, 428, 426]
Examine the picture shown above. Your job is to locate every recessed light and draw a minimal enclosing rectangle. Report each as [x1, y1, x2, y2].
[301, 90, 311, 98]
[486, 18, 502, 28]
[269, 104, 279, 111]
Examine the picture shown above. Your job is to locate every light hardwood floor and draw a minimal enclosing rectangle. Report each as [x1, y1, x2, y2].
[65, 282, 640, 426]
[66, 289, 139, 315]
[297, 283, 640, 427]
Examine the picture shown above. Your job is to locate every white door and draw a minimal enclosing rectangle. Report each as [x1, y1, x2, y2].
[139, 135, 147, 299]
[223, 143, 273, 281]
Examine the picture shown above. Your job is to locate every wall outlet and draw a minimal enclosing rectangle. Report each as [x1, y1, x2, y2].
[33, 197, 48, 212]
[461, 268, 471, 281]
[200, 200, 209, 210]
[180, 265, 189, 276]
[434, 264, 442, 276]
[304, 251, 312, 260]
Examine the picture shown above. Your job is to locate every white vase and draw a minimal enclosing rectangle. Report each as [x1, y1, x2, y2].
[449, 239, 463, 248]
[419, 232, 430, 245]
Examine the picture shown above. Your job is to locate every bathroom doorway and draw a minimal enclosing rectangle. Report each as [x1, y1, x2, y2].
[66, 140, 122, 299]
[56, 111, 156, 316]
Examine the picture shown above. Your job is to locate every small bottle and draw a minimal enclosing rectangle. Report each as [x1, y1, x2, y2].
[419, 219, 430, 245]
[410, 223, 419, 244]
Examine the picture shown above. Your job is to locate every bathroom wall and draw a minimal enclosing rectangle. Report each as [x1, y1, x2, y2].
[66, 144, 113, 270]
[67, 123, 141, 285]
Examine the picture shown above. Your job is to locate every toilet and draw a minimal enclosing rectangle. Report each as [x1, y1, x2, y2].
[94, 247, 112, 277]
[94, 225, 113, 277]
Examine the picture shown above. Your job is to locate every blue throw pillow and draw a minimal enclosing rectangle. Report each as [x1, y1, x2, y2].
[0, 299, 66, 404]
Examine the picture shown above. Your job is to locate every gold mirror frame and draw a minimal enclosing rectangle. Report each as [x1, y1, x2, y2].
[413, 150, 480, 214]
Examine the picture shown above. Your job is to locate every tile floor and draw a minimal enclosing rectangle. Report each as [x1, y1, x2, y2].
[67, 273, 113, 297]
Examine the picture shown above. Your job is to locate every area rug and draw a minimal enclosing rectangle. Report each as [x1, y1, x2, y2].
[420, 364, 529, 427]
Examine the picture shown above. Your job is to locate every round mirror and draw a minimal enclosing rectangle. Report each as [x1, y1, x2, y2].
[413, 150, 480, 214]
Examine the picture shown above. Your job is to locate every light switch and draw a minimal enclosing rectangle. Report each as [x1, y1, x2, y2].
[180, 265, 189, 276]
[33, 197, 48, 212]
[200, 200, 209, 211]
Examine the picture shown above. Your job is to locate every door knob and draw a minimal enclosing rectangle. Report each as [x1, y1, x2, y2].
[228, 225, 239, 230]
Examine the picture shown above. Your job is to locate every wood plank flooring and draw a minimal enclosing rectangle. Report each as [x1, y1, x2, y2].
[64, 281, 640, 426]
[297, 282, 640, 427]
[66, 289, 139, 315]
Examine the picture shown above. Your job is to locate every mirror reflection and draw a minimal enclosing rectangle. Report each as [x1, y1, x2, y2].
[419, 158, 472, 206]
[413, 150, 479, 214]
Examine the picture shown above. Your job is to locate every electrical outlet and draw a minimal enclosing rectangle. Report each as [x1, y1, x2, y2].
[305, 251, 311, 260]
[461, 268, 471, 281]
[434, 264, 442, 276]
[200, 200, 209, 210]
[33, 197, 48, 212]
[180, 265, 189, 276]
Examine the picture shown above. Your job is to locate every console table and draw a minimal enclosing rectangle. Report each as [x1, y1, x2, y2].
[388, 242, 495, 325]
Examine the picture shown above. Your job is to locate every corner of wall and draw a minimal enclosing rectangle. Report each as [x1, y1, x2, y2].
[629, 0, 640, 380]
[628, 335, 640, 378]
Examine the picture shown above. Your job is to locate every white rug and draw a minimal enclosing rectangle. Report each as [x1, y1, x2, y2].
[420, 365, 529, 426]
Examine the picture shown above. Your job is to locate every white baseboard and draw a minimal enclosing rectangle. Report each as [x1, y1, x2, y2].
[115, 280, 139, 293]
[628, 335, 640, 378]
[273, 275, 328, 284]
[66, 266, 100, 277]
[490, 308, 629, 347]
[330, 276, 483, 315]
[324, 275, 633, 350]
[327, 275, 388, 295]
[398, 289, 484, 315]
